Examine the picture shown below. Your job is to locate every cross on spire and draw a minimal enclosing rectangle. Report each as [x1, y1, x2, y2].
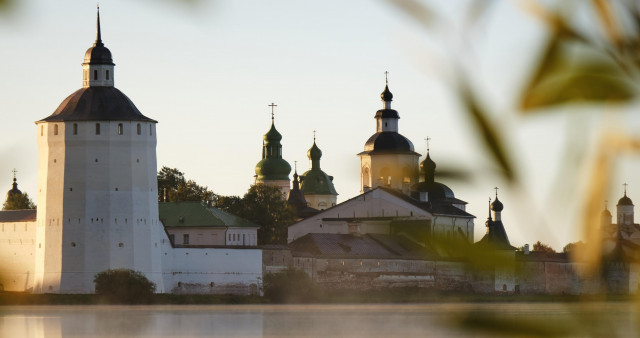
[313, 130, 316, 142]
[605, 200, 609, 210]
[384, 71, 389, 84]
[624, 182, 628, 195]
[494, 186, 499, 198]
[96, 2, 103, 45]
[488, 197, 492, 219]
[268, 102, 277, 122]
[425, 136, 431, 152]
[11, 168, 17, 179]
[294, 160, 297, 172]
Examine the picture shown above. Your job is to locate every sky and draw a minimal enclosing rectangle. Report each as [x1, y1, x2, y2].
[1, 0, 639, 250]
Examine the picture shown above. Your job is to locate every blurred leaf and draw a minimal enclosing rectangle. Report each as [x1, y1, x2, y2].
[520, 35, 636, 110]
[455, 310, 576, 337]
[387, 0, 437, 29]
[591, 0, 622, 48]
[433, 166, 473, 182]
[517, 0, 587, 42]
[460, 85, 516, 182]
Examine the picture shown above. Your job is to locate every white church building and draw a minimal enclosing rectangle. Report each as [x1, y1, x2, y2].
[0, 9, 262, 294]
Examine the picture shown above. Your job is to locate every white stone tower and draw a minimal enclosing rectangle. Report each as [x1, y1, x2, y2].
[33, 8, 164, 293]
[358, 76, 420, 194]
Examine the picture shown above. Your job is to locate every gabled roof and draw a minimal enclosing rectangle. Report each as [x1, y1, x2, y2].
[159, 201, 258, 228]
[0, 209, 37, 222]
[381, 187, 475, 218]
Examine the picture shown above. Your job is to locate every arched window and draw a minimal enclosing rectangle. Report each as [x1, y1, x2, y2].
[53, 124, 58, 135]
[137, 124, 141, 135]
[117, 123, 123, 135]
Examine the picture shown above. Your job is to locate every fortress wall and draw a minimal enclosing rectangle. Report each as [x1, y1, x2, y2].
[163, 247, 262, 295]
[0, 220, 36, 292]
[289, 257, 470, 290]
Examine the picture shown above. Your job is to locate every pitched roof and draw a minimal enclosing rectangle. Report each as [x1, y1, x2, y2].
[159, 202, 258, 228]
[381, 187, 475, 218]
[289, 233, 438, 259]
[0, 209, 37, 222]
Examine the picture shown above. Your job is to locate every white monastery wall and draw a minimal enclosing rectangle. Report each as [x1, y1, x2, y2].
[160, 241, 262, 295]
[0, 220, 36, 291]
[288, 189, 431, 242]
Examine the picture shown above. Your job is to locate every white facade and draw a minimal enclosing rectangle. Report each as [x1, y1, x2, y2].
[0, 219, 36, 292]
[33, 120, 164, 293]
[288, 188, 431, 243]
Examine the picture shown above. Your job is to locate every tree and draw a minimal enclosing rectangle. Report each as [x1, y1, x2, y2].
[157, 166, 216, 202]
[214, 184, 297, 245]
[532, 241, 556, 253]
[94, 269, 156, 304]
[263, 268, 320, 303]
[563, 241, 585, 253]
[3, 192, 35, 210]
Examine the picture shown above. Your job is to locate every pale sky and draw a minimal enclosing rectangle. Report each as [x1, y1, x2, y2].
[1, 0, 639, 250]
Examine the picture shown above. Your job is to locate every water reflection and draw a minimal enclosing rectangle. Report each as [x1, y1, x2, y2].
[0, 303, 638, 337]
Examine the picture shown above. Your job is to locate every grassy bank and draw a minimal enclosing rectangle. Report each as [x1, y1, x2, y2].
[0, 289, 635, 305]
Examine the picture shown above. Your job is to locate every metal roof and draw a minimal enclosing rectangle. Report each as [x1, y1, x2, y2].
[0, 209, 37, 222]
[159, 201, 258, 228]
[39, 87, 156, 123]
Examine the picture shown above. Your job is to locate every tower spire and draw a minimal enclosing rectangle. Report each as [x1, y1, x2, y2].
[488, 197, 492, 220]
[96, 3, 103, 46]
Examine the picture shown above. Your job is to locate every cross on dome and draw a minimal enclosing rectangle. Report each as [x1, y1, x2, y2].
[494, 186, 499, 197]
[624, 182, 629, 195]
[268, 102, 277, 122]
[425, 136, 431, 152]
[384, 71, 389, 84]
[11, 168, 17, 179]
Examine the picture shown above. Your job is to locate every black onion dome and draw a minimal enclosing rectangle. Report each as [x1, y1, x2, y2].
[491, 197, 504, 212]
[374, 109, 400, 119]
[361, 132, 419, 155]
[618, 194, 634, 206]
[84, 44, 113, 65]
[381, 84, 393, 101]
[411, 181, 455, 200]
[39, 87, 155, 122]
[420, 153, 436, 172]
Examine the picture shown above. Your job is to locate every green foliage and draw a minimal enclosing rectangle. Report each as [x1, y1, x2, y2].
[157, 166, 216, 202]
[214, 184, 297, 245]
[263, 268, 320, 303]
[532, 241, 556, 253]
[562, 241, 585, 253]
[93, 269, 156, 304]
[2, 192, 35, 210]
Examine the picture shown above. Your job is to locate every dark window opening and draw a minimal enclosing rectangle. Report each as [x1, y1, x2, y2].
[95, 123, 100, 135]
[94, 70, 98, 80]
[118, 123, 123, 135]
[73, 123, 78, 135]
[53, 124, 58, 135]
[183, 234, 189, 245]
[106, 70, 110, 80]
[137, 124, 141, 135]
[149, 125, 153, 136]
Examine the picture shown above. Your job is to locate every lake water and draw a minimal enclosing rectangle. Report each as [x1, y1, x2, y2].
[1, 302, 638, 337]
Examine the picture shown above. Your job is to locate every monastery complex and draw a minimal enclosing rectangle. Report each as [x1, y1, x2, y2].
[1, 9, 639, 295]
